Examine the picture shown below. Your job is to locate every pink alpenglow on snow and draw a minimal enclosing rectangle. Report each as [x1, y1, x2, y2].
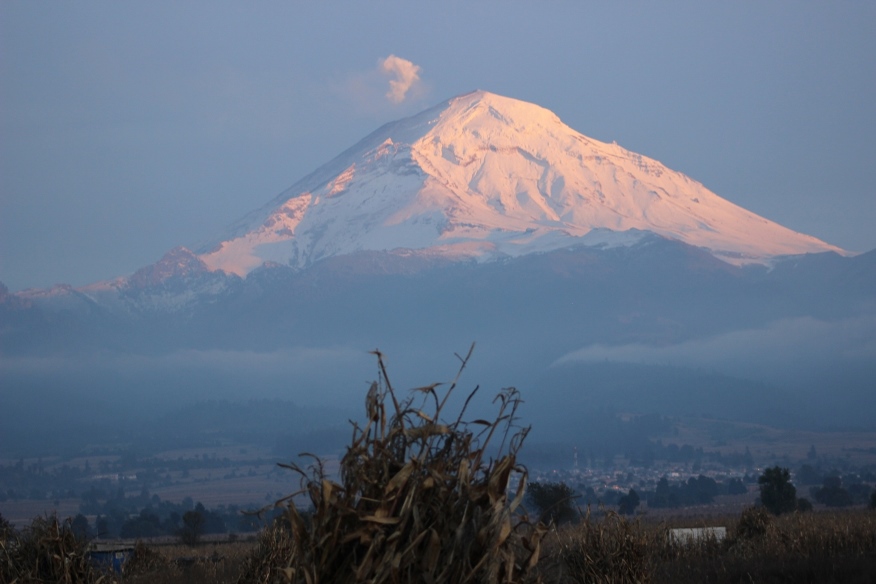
[198, 91, 843, 277]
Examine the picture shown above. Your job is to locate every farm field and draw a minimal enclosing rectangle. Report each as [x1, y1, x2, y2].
[671, 417, 876, 467]
[4, 507, 875, 583]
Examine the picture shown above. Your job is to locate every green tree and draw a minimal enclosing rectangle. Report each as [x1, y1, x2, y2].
[526, 481, 579, 525]
[180, 510, 204, 546]
[796, 463, 822, 485]
[71, 513, 90, 540]
[758, 466, 797, 515]
[651, 476, 674, 508]
[847, 483, 873, 505]
[95, 516, 109, 538]
[617, 489, 640, 515]
[688, 475, 719, 504]
[812, 476, 853, 507]
[121, 509, 164, 539]
[727, 477, 748, 495]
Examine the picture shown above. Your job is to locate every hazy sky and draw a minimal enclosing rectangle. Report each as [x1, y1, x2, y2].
[2, 2, 874, 291]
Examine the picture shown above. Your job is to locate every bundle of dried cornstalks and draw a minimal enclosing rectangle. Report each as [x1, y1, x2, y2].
[239, 345, 545, 584]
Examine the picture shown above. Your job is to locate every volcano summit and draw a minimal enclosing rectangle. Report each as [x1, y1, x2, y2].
[196, 90, 841, 277]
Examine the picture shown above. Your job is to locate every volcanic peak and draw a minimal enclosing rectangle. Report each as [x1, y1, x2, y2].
[196, 91, 843, 278]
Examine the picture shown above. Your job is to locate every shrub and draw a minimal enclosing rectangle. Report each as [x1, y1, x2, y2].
[812, 476, 854, 507]
[734, 506, 772, 541]
[527, 481, 580, 524]
[758, 466, 797, 515]
[180, 510, 205, 546]
[617, 489, 640, 516]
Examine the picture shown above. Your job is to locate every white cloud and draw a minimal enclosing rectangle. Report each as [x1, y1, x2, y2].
[552, 315, 876, 384]
[379, 55, 421, 103]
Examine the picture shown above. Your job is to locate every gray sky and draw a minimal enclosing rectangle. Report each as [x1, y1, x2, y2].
[2, 2, 874, 291]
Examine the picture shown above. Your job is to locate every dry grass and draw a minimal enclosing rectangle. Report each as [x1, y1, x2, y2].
[553, 509, 653, 584]
[238, 345, 545, 584]
[548, 507, 876, 584]
[6, 507, 874, 583]
[122, 540, 253, 584]
[0, 514, 97, 584]
[0, 512, 254, 584]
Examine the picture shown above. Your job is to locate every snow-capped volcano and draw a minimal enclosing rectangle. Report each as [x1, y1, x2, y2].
[197, 90, 842, 276]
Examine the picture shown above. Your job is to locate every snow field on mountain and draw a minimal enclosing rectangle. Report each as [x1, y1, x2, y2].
[197, 90, 843, 277]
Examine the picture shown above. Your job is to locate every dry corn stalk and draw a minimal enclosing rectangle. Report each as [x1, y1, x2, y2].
[239, 344, 544, 584]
